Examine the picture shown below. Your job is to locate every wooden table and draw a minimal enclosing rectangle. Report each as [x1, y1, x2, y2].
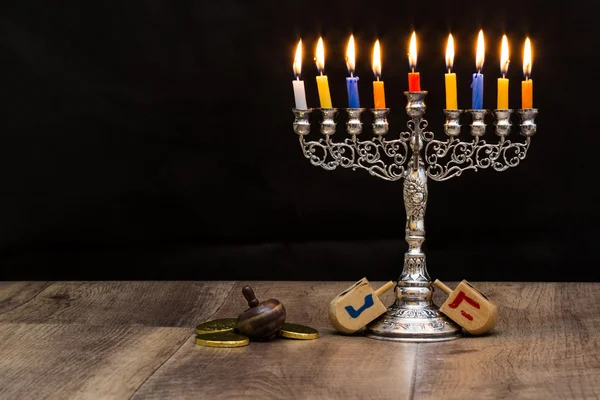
[0, 281, 598, 399]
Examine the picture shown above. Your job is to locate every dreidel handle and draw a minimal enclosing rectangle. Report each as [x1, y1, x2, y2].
[374, 281, 395, 297]
[433, 279, 453, 295]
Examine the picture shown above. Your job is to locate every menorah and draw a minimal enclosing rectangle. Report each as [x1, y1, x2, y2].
[292, 91, 538, 342]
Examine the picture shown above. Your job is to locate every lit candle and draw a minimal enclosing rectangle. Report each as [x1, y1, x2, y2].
[471, 30, 485, 109]
[345, 35, 360, 108]
[292, 39, 307, 110]
[315, 37, 333, 108]
[522, 38, 533, 109]
[497, 35, 510, 109]
[372, 39, 386, 108]
[445, 34, 458, 109]
[408, 32, 421, 91]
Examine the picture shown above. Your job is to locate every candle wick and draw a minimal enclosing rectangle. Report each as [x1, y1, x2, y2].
[350, 71, 354, 78]
[502, 73, 505, 79]
[376, 76, 380, 81]
[447, 68, 451, 74]
[411, 67, 415, 73]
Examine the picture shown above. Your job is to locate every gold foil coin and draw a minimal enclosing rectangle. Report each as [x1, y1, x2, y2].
[196, 318, 237, 335]
[279, 323, 319, 340]
[195, 332, 249, 348]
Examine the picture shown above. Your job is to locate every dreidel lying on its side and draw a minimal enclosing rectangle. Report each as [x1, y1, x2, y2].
[433, 279, 499, 335]
[329, 278, 395, 334]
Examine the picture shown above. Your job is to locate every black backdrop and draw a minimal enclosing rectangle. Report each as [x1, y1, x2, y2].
[1, 0, 598, 281]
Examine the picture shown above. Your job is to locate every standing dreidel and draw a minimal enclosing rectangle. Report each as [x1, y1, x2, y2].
[329, 278, 395, 334]
[433, 279, 498, 335]
[236, 286, 286, 341]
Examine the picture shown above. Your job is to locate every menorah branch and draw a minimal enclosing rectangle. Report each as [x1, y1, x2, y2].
[295, 108, 410, 181]
[424, 108, 536, 181]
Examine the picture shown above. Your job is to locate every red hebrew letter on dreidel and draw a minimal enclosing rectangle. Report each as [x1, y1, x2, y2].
[434, 279, 498, 335]
[448, 291, 481, 321]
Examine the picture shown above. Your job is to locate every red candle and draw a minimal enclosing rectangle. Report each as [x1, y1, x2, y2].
[408, 72, 421, 91]
[408, 32, 421, 91]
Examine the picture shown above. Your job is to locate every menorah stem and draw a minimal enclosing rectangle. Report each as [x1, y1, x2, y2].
[400, 165, 429, 302]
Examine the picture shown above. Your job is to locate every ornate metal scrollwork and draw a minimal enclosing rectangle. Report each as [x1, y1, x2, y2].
[299, 135, 410, 181]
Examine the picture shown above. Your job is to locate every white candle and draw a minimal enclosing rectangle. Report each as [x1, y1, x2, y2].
[293, 39, 308, 109]
[293, 79, 307, 109]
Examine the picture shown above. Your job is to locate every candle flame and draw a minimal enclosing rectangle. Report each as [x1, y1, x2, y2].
[523, 37, 532, 78]
[476, 30, 485, 72]
[316, 37, 325, 74]
[293, 39, 302, 78]
[445, 34, 454, 71]
[372, 39, 382, 79]
[346, 35, 356, 76]
[500, 35, 509, 77]
[409, 31, 417, 70]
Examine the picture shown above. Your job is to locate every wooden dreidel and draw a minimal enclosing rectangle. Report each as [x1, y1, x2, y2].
[329, 278, 395, 334]
[433, 279, 498, 335]
[236, 286, 286, 341]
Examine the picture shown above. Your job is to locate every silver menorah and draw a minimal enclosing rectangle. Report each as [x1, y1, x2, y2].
[292, 91, 537, 342]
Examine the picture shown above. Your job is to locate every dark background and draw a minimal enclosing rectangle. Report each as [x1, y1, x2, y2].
[0, 0, 597, 281]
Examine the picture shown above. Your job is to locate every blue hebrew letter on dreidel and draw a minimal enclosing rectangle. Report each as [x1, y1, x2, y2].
[345, 294, 374, 318]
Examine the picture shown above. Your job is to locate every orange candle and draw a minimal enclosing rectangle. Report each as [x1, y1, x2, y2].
[372, 40, 386, 108]
[408, 32, 421, 91]
[522, 38, 533, 108]
[445, 34, 458, 109]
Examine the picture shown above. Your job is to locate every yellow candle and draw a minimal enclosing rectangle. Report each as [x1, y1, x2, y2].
[372, 40, 386, 108]
[445, 74, 457, 109]
[444, 34, 458, 110]
[315, 37, 332, 108]
[522, 38, 533, 108]
[497, 35, 509, 109]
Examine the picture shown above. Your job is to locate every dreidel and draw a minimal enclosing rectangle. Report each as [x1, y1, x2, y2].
[329, 278, 395, 334]
[433, 279, 498, 335]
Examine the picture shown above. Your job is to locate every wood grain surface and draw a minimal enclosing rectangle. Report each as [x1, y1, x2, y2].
[0, 281, 598, 400]
[0, 281, 235, 327]
[415, 282, 600, 399]
[0, 323, 190, 399]
[0, 281, 50, 314]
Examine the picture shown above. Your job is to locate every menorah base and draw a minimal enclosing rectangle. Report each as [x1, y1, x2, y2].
[365, 302, 462, 342]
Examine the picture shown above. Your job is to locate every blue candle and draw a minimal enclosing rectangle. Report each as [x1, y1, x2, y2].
[471, 73, 484, 109]
[471, 30, 486, 109]
[345, 35, 360, 108]
[346, 77, 360, 108]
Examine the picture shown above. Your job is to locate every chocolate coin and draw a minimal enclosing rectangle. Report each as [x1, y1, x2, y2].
[279, 323, 319, 340]
[196, 318, 237, 335]
[195, 332, 250, 348]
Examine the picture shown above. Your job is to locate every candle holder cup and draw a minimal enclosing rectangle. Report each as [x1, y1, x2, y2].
[319, 108, 338, 136]
[292, 109, 313, 136]
[443, 110, 463, 137]
[494, 109, 513, 138]
[371, 109, 390, 136]
[467, 109, 488, 137]
[346, 108, 366, 136]
[292, 95, 538, 341]
[518, 108, 538, 137]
